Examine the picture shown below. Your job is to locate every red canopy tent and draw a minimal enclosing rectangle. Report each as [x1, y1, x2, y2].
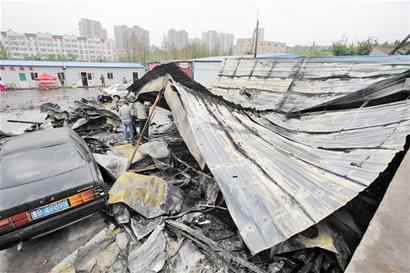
[35, 73, 57, 81]
[35, 73, 57, 89]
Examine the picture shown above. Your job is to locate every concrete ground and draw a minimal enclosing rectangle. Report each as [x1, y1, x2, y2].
[345, 151, 410, 273]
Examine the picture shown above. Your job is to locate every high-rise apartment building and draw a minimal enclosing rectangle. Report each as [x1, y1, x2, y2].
[114, 25, 150, 59]
[256, 27, 264, 42]
[202, 30, 218, 53]
[218, 33, 234, 55]
[166, 29, 188, 50]
[202, 30, 234, 55]
[78, 18, 107, 39]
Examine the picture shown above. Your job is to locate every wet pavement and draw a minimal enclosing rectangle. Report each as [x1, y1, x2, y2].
[0, 88, 105, 273]
[0, 88, 100, 133]
[0, 214, 106, 273]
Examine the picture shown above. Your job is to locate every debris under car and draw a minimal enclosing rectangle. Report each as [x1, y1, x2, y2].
[1, 55, 409, 273]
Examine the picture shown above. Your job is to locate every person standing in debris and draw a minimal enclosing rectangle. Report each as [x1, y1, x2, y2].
[122, 77, 128, 84]
[118, 101, 134, 143]
[135, 98, 149, 140]
[126, 94, 138, 141]
[100, 74, 105, 86]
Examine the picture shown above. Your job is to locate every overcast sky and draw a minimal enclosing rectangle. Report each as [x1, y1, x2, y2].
[1, 0, 409, 47]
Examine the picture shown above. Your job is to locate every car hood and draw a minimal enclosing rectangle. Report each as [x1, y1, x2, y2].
[106, 89, 128, 95]
[0, 164, 96, 218]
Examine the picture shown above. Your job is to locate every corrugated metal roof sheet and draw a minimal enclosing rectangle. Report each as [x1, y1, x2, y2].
[130, 61, 410, 255]
[173, 83, 409, 254]
[191, 53, 301, 62]
[0, 59, 144, 68]
[211, 56, 410, 112]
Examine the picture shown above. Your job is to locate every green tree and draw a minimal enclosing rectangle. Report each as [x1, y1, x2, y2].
[331, 41, 350, 56]
[296, 48, 333, 57]
[356, 38, 378, 55]
[332, 37, 378, 56]
[65, 53, 77, 61]
[46, 54, 57, 61]
[0, 42, 9, 59]
[26, 54, 43, 61]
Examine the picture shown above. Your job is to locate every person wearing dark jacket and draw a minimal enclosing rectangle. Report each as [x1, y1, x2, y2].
[100, 74, 105, 86]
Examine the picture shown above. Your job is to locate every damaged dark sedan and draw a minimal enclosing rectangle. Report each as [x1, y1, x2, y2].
[0, 127, 108, 249]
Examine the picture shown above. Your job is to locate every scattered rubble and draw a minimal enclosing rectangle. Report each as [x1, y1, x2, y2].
[38, 100, 122, 137]
[94, 153, 128, 179]
[1, 56, 409, 273]
[127, 224, 167, 273]
[127, 61, 410, 256]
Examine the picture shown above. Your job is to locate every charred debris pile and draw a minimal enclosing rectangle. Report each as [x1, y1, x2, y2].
[2, 55, 410, 273]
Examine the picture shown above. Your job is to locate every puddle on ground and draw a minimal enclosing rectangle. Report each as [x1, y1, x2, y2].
[0, 88, 100, 133]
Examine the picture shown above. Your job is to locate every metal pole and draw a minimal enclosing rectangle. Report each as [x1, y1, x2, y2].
[389, 33, 410, 55]
[254, 11, 259, 58]
[125, 90, 163, 170]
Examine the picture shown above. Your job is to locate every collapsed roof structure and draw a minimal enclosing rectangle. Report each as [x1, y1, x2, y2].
[128, 55, 410, 255]
[211, 56, 410, 112]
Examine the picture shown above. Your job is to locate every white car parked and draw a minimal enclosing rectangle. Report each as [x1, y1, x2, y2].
[103, 83, 132, 100]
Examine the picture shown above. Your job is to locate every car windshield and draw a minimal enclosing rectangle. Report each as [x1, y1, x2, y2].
[0, 143, 86, 189]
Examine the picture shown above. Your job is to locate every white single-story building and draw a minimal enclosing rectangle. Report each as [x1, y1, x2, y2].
[0, 60, 145, 89]
[192, 56, 226, 88]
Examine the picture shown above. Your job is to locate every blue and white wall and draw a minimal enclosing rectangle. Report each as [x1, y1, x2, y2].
[0, 60, 145, 89]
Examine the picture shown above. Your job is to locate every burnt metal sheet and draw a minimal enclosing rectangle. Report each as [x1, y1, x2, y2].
[108, 172, 184, 218]
[163, 240, 208, 273]
[211, 56, 410, 112]
[93, 153, 128, 179]
[127, 224, 167, 273]
[252, 101, 410, 151]
[172, 83, 409, 254]
[129, 63, 410, 255]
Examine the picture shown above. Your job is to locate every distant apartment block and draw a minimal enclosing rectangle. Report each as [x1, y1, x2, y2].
[114, 25, 150, 58]
[233, 38, 287, 55]
[202, 30, 218, 53]
[79, 18, 107, 40]
[256, 27, 264, 42]
[114, 25, 150, 50]
[202, 30, 234, 55]
[167, 29, 188, 50]
[218, 33, 234, 55]
[0, 30, 115, 61]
